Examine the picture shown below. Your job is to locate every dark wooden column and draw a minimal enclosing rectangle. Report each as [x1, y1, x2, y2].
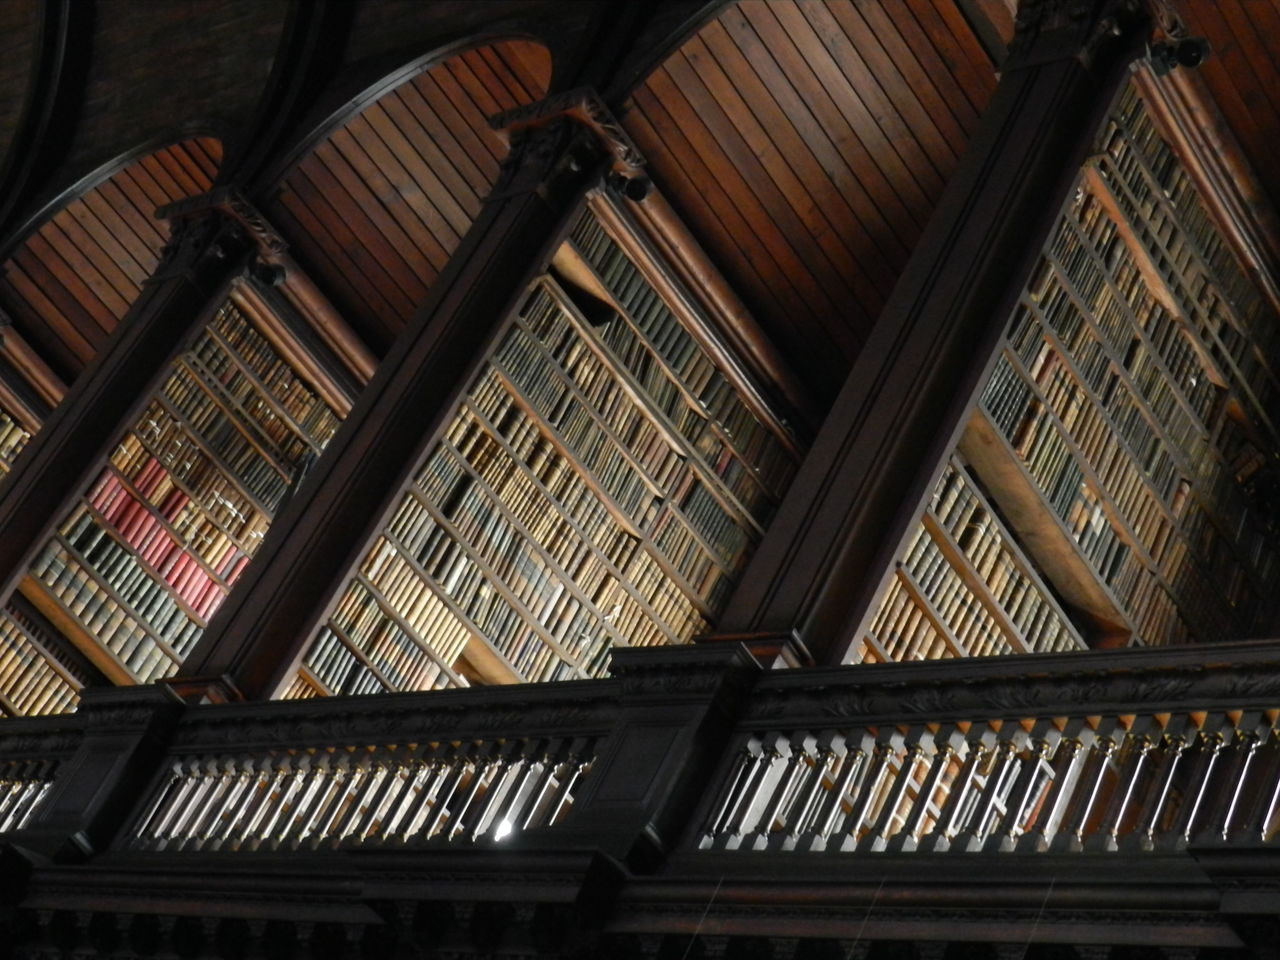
[0, 211, 251, 609]
[177, 116, 609, 701]
[715, 1, 1150, 662]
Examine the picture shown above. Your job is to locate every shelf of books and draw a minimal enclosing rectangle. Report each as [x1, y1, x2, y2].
[0, 407, 30, 479]
[290, 192, 801, 696]
[856, 79, 1280, 662]
[19, 301, 342, 685]
[0, 597, 99, 717]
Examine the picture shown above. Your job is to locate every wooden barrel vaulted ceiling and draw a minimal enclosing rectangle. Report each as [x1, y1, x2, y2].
[623, 0, 999, 403]
[266, 39, 552, 356]
[0, 138, 221, 384]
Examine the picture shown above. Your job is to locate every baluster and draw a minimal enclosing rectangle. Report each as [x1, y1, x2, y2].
[800, 731, 870, 852]
[487, 739, 551, 841]
[539, 737, 593, 828]
[507, 739, 566, 834]
[1239, 726, 1280, 844]
[1090, 716, 1159, 852]
[280, 751, 335, 848]
[384, 742, 454, 842]
[351, 747, 410, 844]
[1199, 711, 1268, 845]
[450, 741, 513, 841]
[837, 734, 902, 852]
[254, 756, 312, 850]
[723, 733, 786, 850]
[129, 759, 190, 847]
[892, 726, 965, 852]
[161, 757, 219, 852]
[1163, 717, 1228, 851]
[1051, 716, 1121, 853]
[208, 756, 269, 851]
[958, 726, 1026, 852]
[782, 731, 843, 851]
[330, 749, 386, 844]
[423, 742, 481, 841]
[2, 761, 53, 834]
[472, 740, 537, 841]
[183, 756, 244, 851]
[1125, 716, 1192, 852]
[920, 727, 994, 853]
[1023, 718, 1094, 852]
[701, 739, 760, 847]
[987, 720, 1059, 852]
[234, 756, 289, 852]
[864, 728, 931, 852]
[310, 751, 367, 848]
[752, 733, 808, 851]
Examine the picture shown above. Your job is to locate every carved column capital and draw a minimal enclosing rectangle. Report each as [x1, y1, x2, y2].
[1004, 0, 1146, 72]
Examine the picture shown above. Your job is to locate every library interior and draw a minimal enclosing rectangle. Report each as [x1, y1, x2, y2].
[3, 0, 1280, 956]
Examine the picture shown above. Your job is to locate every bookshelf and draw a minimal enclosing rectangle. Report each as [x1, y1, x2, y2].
[19, 301, 342, 685]
[857, 80, 1280, 661]
[291, 190, 801, 696]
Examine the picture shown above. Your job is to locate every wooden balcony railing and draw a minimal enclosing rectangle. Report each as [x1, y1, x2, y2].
[123, 687, 611, 853]
[694, 640, 1280, 855]
[0, 715, 81, 836]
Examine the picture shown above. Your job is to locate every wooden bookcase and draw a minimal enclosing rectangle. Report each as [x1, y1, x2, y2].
[19, 299, 344, 686]
[858, 81, 1280, 661]
[290, 189, 802, 697]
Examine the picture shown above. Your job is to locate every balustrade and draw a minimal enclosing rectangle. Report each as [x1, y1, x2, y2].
[0, 715, 80, 837]
[696, 641, 1280, 855]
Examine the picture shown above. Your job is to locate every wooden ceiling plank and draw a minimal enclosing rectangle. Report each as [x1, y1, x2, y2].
[927, 0, 1000, 87]
[455, 47, 523, 114]
[289, 161, 423, 323]
[49, 208, 139, 309]
[382, 87, 483, 219]
[727, 4, 921, 250]
[791, 0, 947, 198]
[63, 197, 149, 289]
[349, 105, 470, 245]
[398, 79, 494, 199]
[1217, 0, 1280, 124]
[295, 149, 431, 314]
[446, 53, 510, 119]
[1181, 2, 1280, 201]
[309, 134, 441, 293]
[649, 58, 857, 340]
[492, 39, 550, 102]
[414, 69, 505, 175]
[824, 0, 964, 172]
[852, 0, 978, 148]
[137, 151, 197, 204]
[7, 252, 107, 357]
[746, 1, 933, 230]
[121, 162, 176, 216]
[476, 43, 534, 106]
[154, 143, 210, 198]
[697, 21, 902, 296]
[92, 178, 166, 254]
[0, 275, 93, 376]
[180, 139, 221, 183]
[682, 32, 892, 311]
[880, 0, 981, 132]
[625, 89, 823, 345]
[901, 0, 994, 120]
[23, 227, 122, 331]
[272, 192, 392, 350]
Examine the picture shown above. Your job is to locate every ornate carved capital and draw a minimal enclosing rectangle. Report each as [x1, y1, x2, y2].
[491, 87, 645, 174]
[1004, 0, 1145, 72]
[155, 186, 288, 262]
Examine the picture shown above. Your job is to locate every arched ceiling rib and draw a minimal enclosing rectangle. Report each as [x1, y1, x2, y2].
[0, 138, 221, 383]
[266, 39, 551, 356]
[622, 0, 998, 404]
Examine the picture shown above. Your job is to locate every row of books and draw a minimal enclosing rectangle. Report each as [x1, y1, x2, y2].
[0, 410, 29, 477]
[0, 602, 81, 717]
[24, 302, 340, 684]
[568, 207, 796, 499]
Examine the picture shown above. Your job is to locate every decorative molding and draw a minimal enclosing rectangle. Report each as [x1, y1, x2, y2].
[1005, 0, 1143, 72]
[155, 187, 288, 259]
